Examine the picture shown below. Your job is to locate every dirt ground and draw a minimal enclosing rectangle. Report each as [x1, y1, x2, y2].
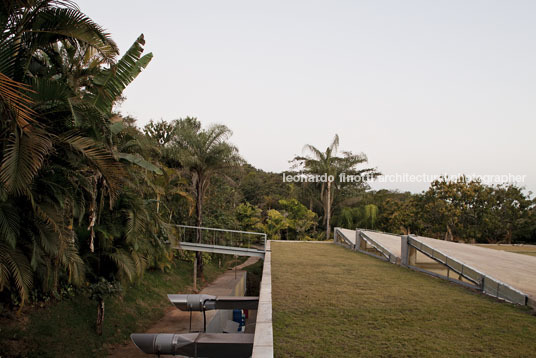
[107, 256, 259, 357]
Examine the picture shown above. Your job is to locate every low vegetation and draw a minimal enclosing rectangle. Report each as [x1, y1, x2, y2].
[0, 255, 237, 358]
[243, 259, 264, 296]
[272, 242, 536, 357]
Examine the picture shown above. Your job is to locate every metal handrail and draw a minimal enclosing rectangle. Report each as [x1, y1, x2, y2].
[172, 224, 267, 237]
[172, 224, 267, 252]
[407, 235, 528, 305]
[360, 231, 392, 261]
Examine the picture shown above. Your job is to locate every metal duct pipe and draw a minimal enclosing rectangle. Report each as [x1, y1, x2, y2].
[168, 294, 259, 311]
[131, 333, 254, 358]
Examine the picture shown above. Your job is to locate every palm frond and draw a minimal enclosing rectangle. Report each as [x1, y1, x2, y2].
[302, 144, 325, 161]
[130, 250, 147, 278]
[0, 128, 53, 195]
[61, 240, 85, 285]
[29, 77, 70, 112]
[59, 132, 125, 199]
[0, 202, 20, 247]
[0, 72, 36, 129]
[37, 226, 60, 256]
[105, 249, 136, 282]
[0, 241, 33, 304]
[27, 7, 118, 62]
[329, 134, 339, 154]
[125, 208, 147, 246]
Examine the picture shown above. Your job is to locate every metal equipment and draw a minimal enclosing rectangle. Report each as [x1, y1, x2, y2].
[131, 333, 254, 358]
[168, 294, 259, 311]
[168, 294, 258, 333]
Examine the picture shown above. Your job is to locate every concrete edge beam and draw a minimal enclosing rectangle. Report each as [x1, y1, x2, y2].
[252, 240, 274, 357]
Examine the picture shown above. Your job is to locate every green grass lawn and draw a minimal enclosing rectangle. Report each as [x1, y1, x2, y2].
[0, 255, 241, 358]
[272, 242, 536, 358]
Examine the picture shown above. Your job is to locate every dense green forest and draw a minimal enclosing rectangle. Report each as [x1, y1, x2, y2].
[1, 0, 535, 317]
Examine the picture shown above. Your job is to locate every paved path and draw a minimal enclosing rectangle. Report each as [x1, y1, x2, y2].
[340, 228, 536, 301]
[108, 256, 259, 357]
[413, 235, 536, 299]
[339, 228, 402, 259]
[339, 228, 356, 244]
[361, 230, 402, 258]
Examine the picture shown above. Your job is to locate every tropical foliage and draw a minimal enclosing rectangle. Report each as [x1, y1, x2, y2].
[335, 177, 536, 243]
[0, 0, 161, 308]
[292, 134, 379, 239]
[235, 199, 317, 241]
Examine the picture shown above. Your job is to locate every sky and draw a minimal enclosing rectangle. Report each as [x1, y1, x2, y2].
[77, 0, 536, 194]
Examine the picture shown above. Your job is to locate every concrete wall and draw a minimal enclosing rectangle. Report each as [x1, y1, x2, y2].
[206, 271, 247, 333]
[252, 241, 273, 357]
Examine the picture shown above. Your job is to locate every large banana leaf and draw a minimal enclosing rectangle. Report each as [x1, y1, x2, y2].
[87, 34, 153, 114]
[116, 152, 162, 175]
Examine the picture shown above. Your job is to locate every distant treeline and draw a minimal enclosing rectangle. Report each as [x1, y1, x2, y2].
[333, 179, 536, 244]
[236, 169, 536, 245]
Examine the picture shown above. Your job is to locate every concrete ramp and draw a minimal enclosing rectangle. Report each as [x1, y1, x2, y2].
[360, 230, 401, 261]
[334, 227, 535, 308]
[337, 228, 357, 246]
[409, 235, 536, 304]
[334, 228, 401, 263]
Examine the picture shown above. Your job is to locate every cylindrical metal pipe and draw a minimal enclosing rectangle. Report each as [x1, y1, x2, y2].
[131, 333, 254, 357]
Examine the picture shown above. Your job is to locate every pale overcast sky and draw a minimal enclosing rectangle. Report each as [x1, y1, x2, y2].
[77, 0, 536, 194]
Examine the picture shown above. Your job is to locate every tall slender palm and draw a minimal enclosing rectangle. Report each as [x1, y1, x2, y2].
[174, 119, 239, 276]
[294, 134, 378, 239]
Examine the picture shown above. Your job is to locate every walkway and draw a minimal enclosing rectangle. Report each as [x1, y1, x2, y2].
[339, 228, 536, 303]
[412, 235, 536, 299]
[339, 228, 402, 258]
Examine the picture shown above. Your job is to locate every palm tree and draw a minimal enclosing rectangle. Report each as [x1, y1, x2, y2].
[293, 134, 378, 239]
[173, 119, 239, 276]
[0, 0, 153, 304]
[0, 0, 119, 195]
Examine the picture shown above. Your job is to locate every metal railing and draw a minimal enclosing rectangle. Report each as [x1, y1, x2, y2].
[171, 224, 267, 252]
[334, 228, 529, 307]
[334, 228, 398, 264]
[407, 235, 528, 306]
[359, 230, 398, 264]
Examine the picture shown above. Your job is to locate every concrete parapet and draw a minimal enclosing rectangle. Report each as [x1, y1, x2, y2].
[252, 241, 273, 358]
